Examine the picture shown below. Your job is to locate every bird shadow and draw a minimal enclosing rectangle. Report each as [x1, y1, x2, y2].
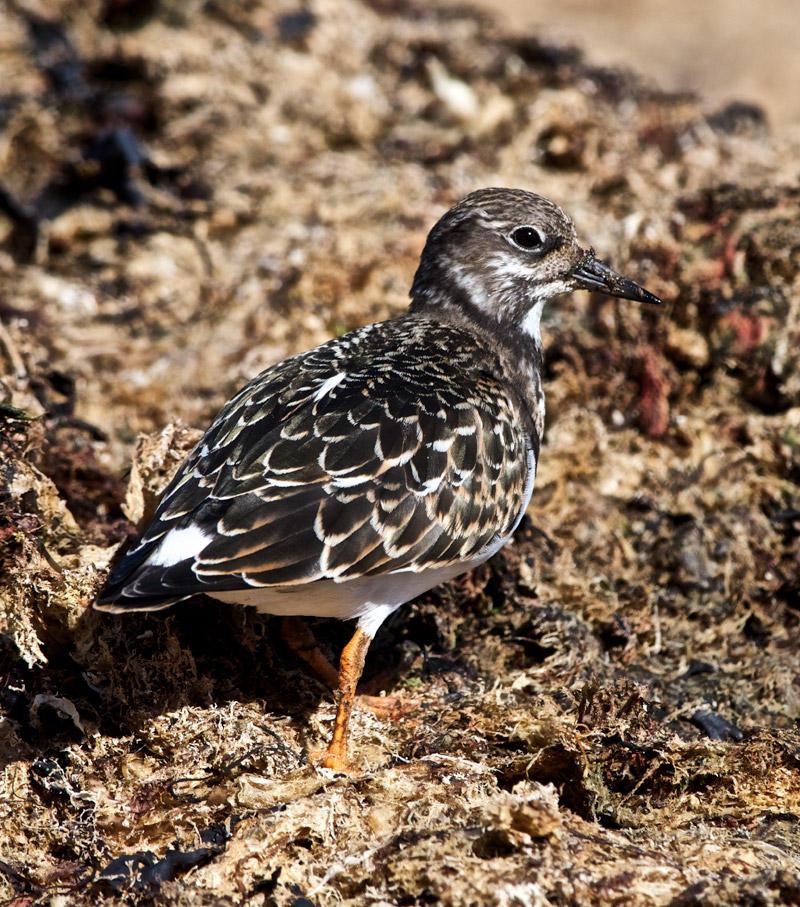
[0, 593, 451, 773]
[1, 599, 320, 772]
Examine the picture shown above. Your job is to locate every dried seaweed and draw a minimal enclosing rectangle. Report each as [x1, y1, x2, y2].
[1, 0, 799, 904]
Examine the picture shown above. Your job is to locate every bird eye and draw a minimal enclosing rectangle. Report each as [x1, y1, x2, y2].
[510, 226, 545, 251]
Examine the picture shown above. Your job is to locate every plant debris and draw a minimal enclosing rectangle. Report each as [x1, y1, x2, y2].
[1, 0, 799, 904]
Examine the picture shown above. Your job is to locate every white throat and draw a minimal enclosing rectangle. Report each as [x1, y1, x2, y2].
[520, 299, 547, 349]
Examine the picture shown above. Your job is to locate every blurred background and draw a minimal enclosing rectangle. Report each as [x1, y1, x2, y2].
[443, 0, 800, 129]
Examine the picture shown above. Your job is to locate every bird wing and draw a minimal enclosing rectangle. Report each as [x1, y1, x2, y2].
[97, 322, 533, 609]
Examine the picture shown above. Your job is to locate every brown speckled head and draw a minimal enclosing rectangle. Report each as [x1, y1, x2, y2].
[410, 188, 659, 342]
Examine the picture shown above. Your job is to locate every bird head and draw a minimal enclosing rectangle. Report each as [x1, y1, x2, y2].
[410, 188, 660, 342]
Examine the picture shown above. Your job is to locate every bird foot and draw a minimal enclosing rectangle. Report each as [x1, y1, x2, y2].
[356, 694, 420, 720]
[309, 747, 356, 774]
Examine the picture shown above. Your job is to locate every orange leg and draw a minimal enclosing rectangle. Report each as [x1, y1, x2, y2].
[320, 626, 372, 772]
[281, 617, 419, 758]
[281, 615, 340, 689]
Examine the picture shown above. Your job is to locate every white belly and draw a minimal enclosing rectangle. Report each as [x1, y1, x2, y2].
[210, 557, 474, 627]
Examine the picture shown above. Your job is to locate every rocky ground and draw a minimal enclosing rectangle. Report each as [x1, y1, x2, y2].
[1, 1, 799, 905]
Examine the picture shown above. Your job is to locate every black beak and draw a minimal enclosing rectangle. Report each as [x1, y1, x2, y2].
[570, 250, 661, 305]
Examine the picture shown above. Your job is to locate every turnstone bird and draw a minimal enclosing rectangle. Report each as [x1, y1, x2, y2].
[97, 188, 660, 770]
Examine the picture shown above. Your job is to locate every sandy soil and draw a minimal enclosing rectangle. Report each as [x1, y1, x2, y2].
[1, 0, 800, 905]
[441, 0, 800, 129]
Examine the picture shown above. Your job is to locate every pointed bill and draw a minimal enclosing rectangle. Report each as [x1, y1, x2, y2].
[570, 251, 661, 305]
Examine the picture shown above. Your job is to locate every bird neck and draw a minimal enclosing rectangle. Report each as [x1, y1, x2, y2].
[409, 281, 546, 444]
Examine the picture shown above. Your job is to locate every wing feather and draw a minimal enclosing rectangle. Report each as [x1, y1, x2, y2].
[97, 319, 535, 610]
